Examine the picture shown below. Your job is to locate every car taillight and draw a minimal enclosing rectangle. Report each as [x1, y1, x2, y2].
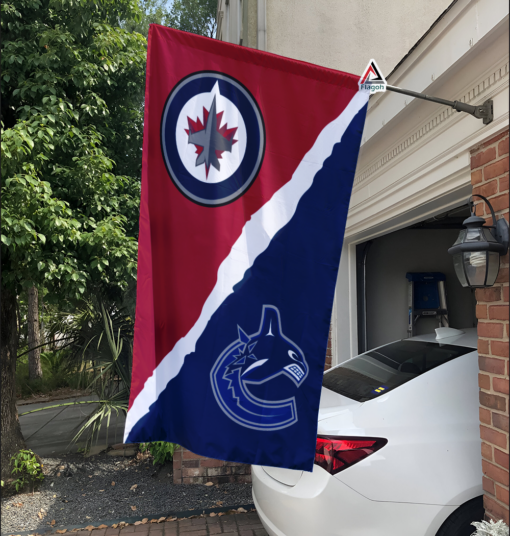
[314, 436, 387, 475]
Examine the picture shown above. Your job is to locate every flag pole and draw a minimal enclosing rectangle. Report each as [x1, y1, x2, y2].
[385, 85, 493, 125]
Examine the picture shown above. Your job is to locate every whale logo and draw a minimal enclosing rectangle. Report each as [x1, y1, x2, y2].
[210, 305, 308, 431]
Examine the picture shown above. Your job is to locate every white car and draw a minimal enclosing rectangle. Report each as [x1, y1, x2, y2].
[252, 327, 483, 536]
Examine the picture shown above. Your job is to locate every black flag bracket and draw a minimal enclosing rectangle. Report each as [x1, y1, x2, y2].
[385, 85, 494, 125]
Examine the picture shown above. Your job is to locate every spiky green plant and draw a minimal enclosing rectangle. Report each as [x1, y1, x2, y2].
[20, 298, 134, 449]
[18, 297, 180, 455]
[71, 303, 133, 448]
[471, 519, 510, 536]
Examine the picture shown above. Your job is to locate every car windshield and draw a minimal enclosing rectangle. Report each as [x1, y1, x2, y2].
[322, 340, 473, 402]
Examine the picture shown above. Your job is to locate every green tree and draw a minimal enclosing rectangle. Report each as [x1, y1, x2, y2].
[0, 0, 146, 479]
[123, 0, 172, 38]
[167, 0, 217, 38]
[123, 0, 217, 39]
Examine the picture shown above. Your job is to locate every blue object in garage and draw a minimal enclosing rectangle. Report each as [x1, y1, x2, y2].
[406, 273, 448, 337]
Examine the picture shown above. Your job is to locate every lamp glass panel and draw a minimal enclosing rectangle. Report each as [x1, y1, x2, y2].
[453, 253, 468, 287]
[482, 228, 499, 244]
[464, 251, 487, 287]
[453, 230, 466, 246]
[485, 251, 500, 286]
[465, 229, 483, 242]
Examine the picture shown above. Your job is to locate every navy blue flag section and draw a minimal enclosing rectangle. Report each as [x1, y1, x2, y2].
[125, 26, 368, 471]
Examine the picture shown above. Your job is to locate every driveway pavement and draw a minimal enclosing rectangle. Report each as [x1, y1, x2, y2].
[19, 513, 268, 536]
[108, 514, 267, 536]
[18, 396, 126, 456]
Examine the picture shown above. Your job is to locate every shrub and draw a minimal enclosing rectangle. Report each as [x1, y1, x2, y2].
[140, 442, 179, 465]
[11, 449, 44, 493]
[40, 350, 69, 376]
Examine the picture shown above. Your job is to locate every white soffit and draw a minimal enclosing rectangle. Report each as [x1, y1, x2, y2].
[347, 0, 509, 240]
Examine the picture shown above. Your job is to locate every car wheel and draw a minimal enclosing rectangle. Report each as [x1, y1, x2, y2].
[436, 496, 484, 536]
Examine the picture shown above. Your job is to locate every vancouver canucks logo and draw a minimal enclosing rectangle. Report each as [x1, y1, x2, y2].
[161, 71, 265, 207]
[211, 306, 308, 431]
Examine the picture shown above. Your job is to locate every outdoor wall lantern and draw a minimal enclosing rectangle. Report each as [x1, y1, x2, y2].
[448, 195, 509, 288]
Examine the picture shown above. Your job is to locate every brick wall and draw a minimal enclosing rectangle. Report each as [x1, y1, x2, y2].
[173, 447, 251, 485]
[325, 326, 333, 371]
[471, 130, 509, 524]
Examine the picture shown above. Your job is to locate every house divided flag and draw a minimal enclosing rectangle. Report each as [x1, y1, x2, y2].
[124, 25, 368, 471]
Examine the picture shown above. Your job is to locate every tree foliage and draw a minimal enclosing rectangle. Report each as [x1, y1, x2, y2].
[0, 0, 146, 479]
[0, 0, 216, 473]
[123, 0, 217, 38]
[167, 0, 217, 38]
[1, 0, 147, 305]
[122, 0, 172, 37]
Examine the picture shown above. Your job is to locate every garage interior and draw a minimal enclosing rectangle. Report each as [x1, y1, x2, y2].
[356, 204, 478, 353]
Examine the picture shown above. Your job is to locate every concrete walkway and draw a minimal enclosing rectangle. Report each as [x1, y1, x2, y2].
[18, 396, 126, 456]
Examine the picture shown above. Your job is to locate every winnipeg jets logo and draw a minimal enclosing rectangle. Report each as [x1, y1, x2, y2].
[211, 305, 308, 431]
[161, 72, 265, 206]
